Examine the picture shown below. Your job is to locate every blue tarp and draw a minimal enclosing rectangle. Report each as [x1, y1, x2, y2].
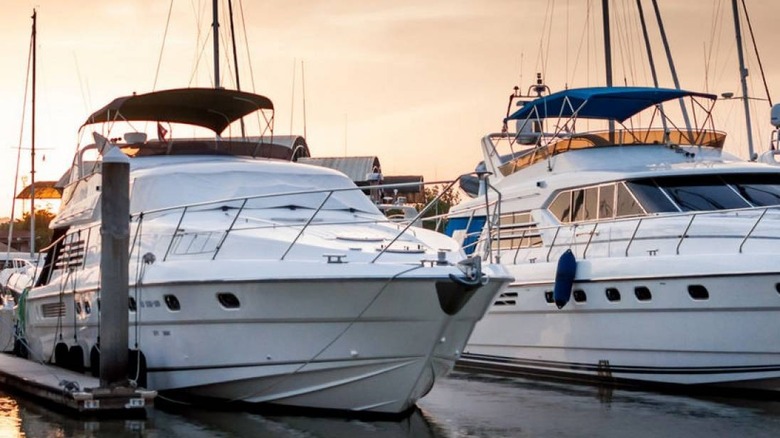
[506, 87, 716, 123]
[445, 216, 487, 256]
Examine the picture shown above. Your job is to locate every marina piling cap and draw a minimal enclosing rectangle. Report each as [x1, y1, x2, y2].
[102, 145, 130, 164]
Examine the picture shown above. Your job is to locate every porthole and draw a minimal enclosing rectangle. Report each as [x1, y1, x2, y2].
[544, 291, 554, 304]
[128, 297, 137, 312]
[218, 292, 241, 309]
[75, 301, 82, 315]
[688, 285, 709, 300]
[606, 287, 621, 302]
[164, 294, 181, 311]
[573, 289, 587, 303]
[84, 301, 91, 315]
[634, 286, 652, 301]
[775, 283, 780, 295]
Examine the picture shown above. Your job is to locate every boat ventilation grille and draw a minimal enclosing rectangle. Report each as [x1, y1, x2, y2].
[41, 302, 66, 318]
[494, 291, 518, 306]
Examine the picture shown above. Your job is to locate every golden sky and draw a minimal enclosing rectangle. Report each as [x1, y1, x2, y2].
[1, 0, 778, 219]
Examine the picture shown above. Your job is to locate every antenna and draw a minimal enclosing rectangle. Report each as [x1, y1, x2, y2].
[290, 59, 296, 134]
[212, 0, 220, 88]
[30, 9, 37, 256]
[302, 60, 307, 140]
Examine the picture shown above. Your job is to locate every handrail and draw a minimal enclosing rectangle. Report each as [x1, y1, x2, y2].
[459, 204, 780, 265]
[582, 222, 599, 259]
[281, 192, 333, 261]
[738, 207, 768, 253]
[371, 177, 462, 263]
[163, 206, 189, 262]
[675, 214, 697, 255]
[124, 176, 475, 265]
[212, 198, 249, 260]
[625, 218, 644, 257]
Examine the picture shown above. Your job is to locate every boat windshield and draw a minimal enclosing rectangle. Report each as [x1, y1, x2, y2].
[547, 173, 780, 224]
[631, 174, 780, 212]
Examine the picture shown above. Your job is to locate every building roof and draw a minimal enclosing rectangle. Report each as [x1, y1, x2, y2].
[16, 181, 62, 199]
[297, 156, 381, 183]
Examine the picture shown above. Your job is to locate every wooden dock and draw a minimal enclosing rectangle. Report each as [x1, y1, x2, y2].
[0, 353, 155, 416]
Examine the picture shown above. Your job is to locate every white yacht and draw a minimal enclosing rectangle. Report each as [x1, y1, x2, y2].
[448, 86, 780, 395]
[4, 87, 511, 415]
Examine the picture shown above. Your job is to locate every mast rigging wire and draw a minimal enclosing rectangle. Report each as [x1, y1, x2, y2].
[152, 0, 175, 91]
[740, 0, 772, 106]
[6, 22, 34, 262]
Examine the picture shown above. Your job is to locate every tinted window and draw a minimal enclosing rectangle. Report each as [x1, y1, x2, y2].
[572, 189, 586, 222]
[658, 175, 750, 211]
[616, 183, 646, 217]
[626, 180, 677, 213]
[598, 184, 615, 219]
[726, 174, 780, 206]
[583, 187, 598, 221]
[549, 191, 572, 223]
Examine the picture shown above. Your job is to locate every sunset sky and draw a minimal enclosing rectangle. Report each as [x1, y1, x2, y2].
[1, 0, 778, 219]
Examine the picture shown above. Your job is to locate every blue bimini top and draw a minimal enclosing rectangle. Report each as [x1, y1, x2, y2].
[506, 86, 716, 123]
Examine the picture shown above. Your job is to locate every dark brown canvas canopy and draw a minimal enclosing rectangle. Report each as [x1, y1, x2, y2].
[82, 88, 274, 134]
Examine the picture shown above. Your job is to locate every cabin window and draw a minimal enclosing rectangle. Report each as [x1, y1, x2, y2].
[571, 189, 586, 222]
[725, 174, 780, 206]
[776, 283, 780, 295]
[626, 180, 677, 213]
[634, 286, 652, 301]
[659, 175, 750, 211]
[495, 211, 542, 249]
[573, 289, 587, 303]
[616, 183, 647, 217]
[688, 285, 710, 300]
[582, 187, 598, 221]
[164, 295, 181, 311]
[598, 184, 615, 219]
[549, 192, 572, 223]
[544, 290, 554, 304]
[605, 287, 621, 302]
[217, 292, 241, 309]
[128, 297, 137, 312]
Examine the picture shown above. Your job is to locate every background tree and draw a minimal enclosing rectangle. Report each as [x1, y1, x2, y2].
[0, 207, 56, 251]
[417, 185, 461, 231]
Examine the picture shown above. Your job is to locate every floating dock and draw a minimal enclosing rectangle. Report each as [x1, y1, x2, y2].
[0, 353, 155, 416]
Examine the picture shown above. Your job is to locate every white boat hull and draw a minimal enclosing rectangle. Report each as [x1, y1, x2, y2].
[462, 254, 780, 394]
[22, 262, 509, 414]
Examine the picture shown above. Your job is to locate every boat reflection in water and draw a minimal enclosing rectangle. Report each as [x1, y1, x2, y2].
[4, 373, 780, 437]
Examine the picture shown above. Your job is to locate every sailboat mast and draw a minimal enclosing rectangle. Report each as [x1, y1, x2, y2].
[30, 9, 36, 257]
[212, 0, 220, 88]
[731, 0, 755, 160]
[602, 0, 615, 139]
[650, 0, 693, 136]
[636, 0, 668, 132]
[227, 0, 245, 136]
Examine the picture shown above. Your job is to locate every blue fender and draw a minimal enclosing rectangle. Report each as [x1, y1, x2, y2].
[553, 249, 577, 309]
